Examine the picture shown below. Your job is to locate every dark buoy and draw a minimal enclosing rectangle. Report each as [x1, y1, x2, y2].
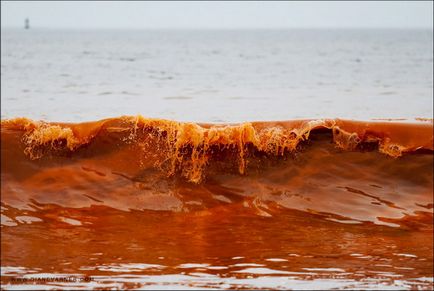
[24, 18, 30, 29]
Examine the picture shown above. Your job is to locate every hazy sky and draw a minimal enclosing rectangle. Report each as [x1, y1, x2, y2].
[1, 1, 433, 29]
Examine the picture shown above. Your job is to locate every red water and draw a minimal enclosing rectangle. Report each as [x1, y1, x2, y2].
[1, 116, 433, 289]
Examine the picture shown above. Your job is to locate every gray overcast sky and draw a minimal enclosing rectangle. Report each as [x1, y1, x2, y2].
[1, 1, 433, 29]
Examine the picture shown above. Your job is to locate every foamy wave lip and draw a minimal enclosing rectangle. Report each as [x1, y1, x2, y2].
[1, 115, 433, 183]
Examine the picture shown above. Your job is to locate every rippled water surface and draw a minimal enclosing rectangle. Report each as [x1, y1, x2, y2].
[1, 28, 433, 290]
[1, 28, 433, 122]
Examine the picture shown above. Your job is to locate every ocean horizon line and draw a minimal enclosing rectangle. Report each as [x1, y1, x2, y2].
[1, 26, 433, 31]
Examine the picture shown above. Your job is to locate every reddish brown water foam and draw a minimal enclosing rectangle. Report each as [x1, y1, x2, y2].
[1, 116, 433, 289]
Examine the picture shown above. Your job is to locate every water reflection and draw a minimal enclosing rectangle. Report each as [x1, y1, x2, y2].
[1, 200, 433, 289]
[2, 266, 433, 290]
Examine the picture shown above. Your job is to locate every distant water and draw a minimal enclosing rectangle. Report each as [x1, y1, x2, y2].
[1, 28, 433, 122]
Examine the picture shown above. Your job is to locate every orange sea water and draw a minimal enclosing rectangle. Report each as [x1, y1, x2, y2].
[1, 116, 433, 289]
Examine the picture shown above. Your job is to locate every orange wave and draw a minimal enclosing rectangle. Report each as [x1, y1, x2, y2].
[1, 116, 433, 183]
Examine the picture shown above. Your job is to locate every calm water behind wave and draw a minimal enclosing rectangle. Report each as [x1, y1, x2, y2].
[1, 28, 433, 122]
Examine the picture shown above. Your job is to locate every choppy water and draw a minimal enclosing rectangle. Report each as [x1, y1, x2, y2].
[1, 116, 433, 290]
[1, 29, 433, 290]
[1, 28, 433, 122]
